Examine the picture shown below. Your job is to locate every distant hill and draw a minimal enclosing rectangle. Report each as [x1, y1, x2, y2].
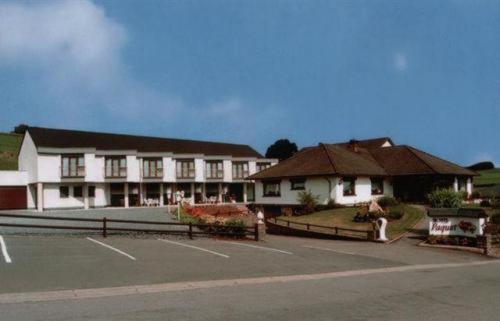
[0, 132, 22, 170]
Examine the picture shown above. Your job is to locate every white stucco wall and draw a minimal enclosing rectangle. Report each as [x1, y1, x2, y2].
[223, 160, 232, 182]
[195, 158, 204, 182]
[37, 154, 61, 182]
[43, 183, 108, 209]
[255, 176, 394, 205]
[18, 132, 38, 183]
[163, 157, 175, 182]
[0, 171, 28, 186]
[127, 155, 140, 182]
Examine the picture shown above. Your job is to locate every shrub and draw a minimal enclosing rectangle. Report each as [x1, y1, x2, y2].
[205, 219, 247, 238]
[492, 213, 500, 224]
[427, 189, 463, 208]
[470, 191, 481, 199]
[377, 196, 398, 208]
[387, 210, 404, 221]
[480, 200, 491, 208]
[492, 197, 500, 210]
[297, 190, 319, 214]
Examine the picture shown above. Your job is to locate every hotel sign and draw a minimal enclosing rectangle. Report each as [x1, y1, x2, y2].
[427, 208, 489, 237]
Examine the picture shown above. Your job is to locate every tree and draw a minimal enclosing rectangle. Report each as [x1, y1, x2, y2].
[265, 139, 298, 161]
[12, 124, 29, 135]
[467, 161, 495, 171]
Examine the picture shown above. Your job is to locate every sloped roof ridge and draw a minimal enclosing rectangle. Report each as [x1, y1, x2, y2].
[405, 145, 475, 175]
[319, 143, 338, 174]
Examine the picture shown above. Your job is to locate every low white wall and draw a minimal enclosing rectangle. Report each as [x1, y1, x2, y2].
[0, 171, 28, 186]
[43, 183, 108, 209]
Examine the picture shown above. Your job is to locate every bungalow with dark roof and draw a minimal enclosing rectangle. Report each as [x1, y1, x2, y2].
[247, 138, 475, 214]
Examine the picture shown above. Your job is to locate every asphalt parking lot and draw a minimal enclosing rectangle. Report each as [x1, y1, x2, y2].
[0, 231, 488, 294]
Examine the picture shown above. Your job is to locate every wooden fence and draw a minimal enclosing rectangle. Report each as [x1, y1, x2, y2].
[269, 217, 374, 240]
[0, 213, 259, 240]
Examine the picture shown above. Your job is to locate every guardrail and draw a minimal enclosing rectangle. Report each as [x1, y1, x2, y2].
[0, 213, 259, 240]
[270, 217, 373, 240]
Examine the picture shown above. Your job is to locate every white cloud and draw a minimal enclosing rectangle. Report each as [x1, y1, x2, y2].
[393, 53, 407, 72]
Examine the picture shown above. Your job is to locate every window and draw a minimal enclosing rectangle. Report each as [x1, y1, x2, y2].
[458, 178, 468, 192]
[371, 177, 384, 195]
[176, 160, 195, 178]
[61, 155, 85, 177]
[263, 180, 281, 197]
[205, 161, 223, 179]
[257, 162, 271, 172]
[290, 178, 306, 190]
[73, 186, 83, 198]
[59, 186, 69, 198]
[143, 158, 163, 178]
[343, 177, 356, 196]
[88, 186, 95, 198]
[232, 162, 249, 179]
[105, 157, 127, 177]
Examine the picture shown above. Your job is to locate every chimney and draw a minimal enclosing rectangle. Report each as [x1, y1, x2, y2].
[348, 139, 360, 152]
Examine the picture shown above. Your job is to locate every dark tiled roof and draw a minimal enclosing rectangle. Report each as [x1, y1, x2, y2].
[248, 138, 475, 180]
[27, 127, 263, 158]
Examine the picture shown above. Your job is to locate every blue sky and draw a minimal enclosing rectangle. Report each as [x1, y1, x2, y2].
[0, 0, 498, 165]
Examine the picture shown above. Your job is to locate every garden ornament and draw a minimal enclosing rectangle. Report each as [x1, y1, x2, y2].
[376, 217, 388, 242]
[257, 211, 265, 224]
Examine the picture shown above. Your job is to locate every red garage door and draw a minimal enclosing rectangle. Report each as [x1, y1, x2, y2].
[0, 186, 27, 210]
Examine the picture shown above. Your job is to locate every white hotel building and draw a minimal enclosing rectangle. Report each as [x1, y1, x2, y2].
[6, 127, 276, 211]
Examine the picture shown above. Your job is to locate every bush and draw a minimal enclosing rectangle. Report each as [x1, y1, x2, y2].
[428, 189, 463, 208]
[314, 199, 345, 212]
[387, 210, 404, 221]
[491, 213, 500, 224]
[297, 190, 319, 214]
[377, 196, 399, 208]
[205, 219, 247, 238]
[492, 197, 500, 209]
[480, 200, 491, 208]
[470, 191, 481, 199]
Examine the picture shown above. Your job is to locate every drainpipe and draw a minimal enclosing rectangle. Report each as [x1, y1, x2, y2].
[324, 177, 333, 203]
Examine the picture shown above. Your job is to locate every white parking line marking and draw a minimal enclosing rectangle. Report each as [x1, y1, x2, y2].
[303, 245, 361, 256]
[157, 239, 229, 258]
[86, 237, 136, 261]
[224, 241, 293, 255]
[0, 235, 12, 263]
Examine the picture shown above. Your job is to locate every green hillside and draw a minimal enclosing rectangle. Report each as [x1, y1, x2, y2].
[474, 168, 500, 186]
[0, 132, 22, 170]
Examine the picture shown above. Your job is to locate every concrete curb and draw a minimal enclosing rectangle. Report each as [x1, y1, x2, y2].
[417, 240, 485, 255]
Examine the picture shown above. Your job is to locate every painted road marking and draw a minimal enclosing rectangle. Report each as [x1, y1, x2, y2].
[1, 259, 499, 304]
[86, 237, 136, 261]
[302, 245, 358, 256]
[157, 239, 229, 259]
[157, 239, 229, 258]
[223, 241, 293, 255]
[0, 235, 12, 264]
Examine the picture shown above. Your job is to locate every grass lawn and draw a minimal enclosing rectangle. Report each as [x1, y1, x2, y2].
[0, 132, 22, 170]
[276, 204, 425, 240]
[474, 168, 500, 186]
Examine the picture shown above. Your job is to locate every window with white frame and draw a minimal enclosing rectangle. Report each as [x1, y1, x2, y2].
[343, 177, 356, 196]
[176, 159, 195, 178]
[232, 162, 249, 179]
[370, 177, 384, 195]
[205, 161, 223, 179]
[263, 180, 281, 197]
